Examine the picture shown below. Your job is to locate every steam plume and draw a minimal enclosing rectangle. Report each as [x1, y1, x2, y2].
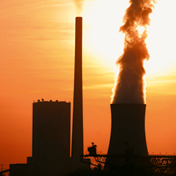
[73, 0, 84, 16]
[112, 0, 155, 104]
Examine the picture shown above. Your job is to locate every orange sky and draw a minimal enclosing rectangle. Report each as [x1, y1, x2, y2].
[0, 0, 176, 170]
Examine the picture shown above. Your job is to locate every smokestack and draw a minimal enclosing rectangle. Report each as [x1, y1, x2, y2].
[107, 104, 148, 155]
[72, 17, 83, 159]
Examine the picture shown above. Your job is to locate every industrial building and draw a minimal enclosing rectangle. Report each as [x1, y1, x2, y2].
[4, 15, 149, 176]
[9, 100, 72, 176]
[8, 17, 88, 176]
[32, 100, 71, 176]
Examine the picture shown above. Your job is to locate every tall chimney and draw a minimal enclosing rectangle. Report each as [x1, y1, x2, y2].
[107, 104, 148, 155]
[72, 17, 83, 159]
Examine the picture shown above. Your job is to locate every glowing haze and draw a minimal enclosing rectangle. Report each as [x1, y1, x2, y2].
[1, 0, 176, 171]
[73, 0, 84, 16]
[112, 0, 155, 104]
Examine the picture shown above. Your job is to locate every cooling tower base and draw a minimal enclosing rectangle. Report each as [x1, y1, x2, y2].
[107, 104, 148, 156]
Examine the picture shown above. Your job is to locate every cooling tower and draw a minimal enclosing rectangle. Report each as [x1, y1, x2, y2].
[72, 17, 83, 159]
[107, 104, 148, 155]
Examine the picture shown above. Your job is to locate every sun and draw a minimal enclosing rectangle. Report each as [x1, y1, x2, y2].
[82, 0, 129, 69]
[80, 0, 176, 78]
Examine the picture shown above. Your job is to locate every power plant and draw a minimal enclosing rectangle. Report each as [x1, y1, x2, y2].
[2, 0, 176, 175]
[7, 17, 86, 176]
[1, 15, 151, 176]
[1, 11, 176, 176]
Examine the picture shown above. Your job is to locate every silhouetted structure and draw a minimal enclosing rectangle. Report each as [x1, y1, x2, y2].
[70, 16, 90, 171]
[107, 104, 148, 155]
[33, 100, 71, 176]
[83, 154, 176, 176]
[0, 169, 9, 175]
[6, 13, 176, 175]
[9, 100, 71, 176]
[88, 143, 97, 156]
[9, 16, 89, 176]
[72, 16, 83, 160]
[9, 164, 27, 176]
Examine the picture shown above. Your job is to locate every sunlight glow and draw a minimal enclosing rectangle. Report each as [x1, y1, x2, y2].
[81, 0, 176, 78]
[144, 0, 176, 76]
[82, 0, 128, 69]
[137, 26, 145, 37]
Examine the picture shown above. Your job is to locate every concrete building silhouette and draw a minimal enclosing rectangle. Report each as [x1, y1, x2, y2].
[107, 104, 148, 155]
[32, 100, 71, 176]
[9, 100, 72, 176]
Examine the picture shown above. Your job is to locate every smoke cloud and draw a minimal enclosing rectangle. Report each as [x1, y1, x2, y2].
[73, 0, 84, 16]
[112, 0, 155, 104]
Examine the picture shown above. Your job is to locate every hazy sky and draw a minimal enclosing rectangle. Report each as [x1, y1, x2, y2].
[1, 0, 176, 170]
